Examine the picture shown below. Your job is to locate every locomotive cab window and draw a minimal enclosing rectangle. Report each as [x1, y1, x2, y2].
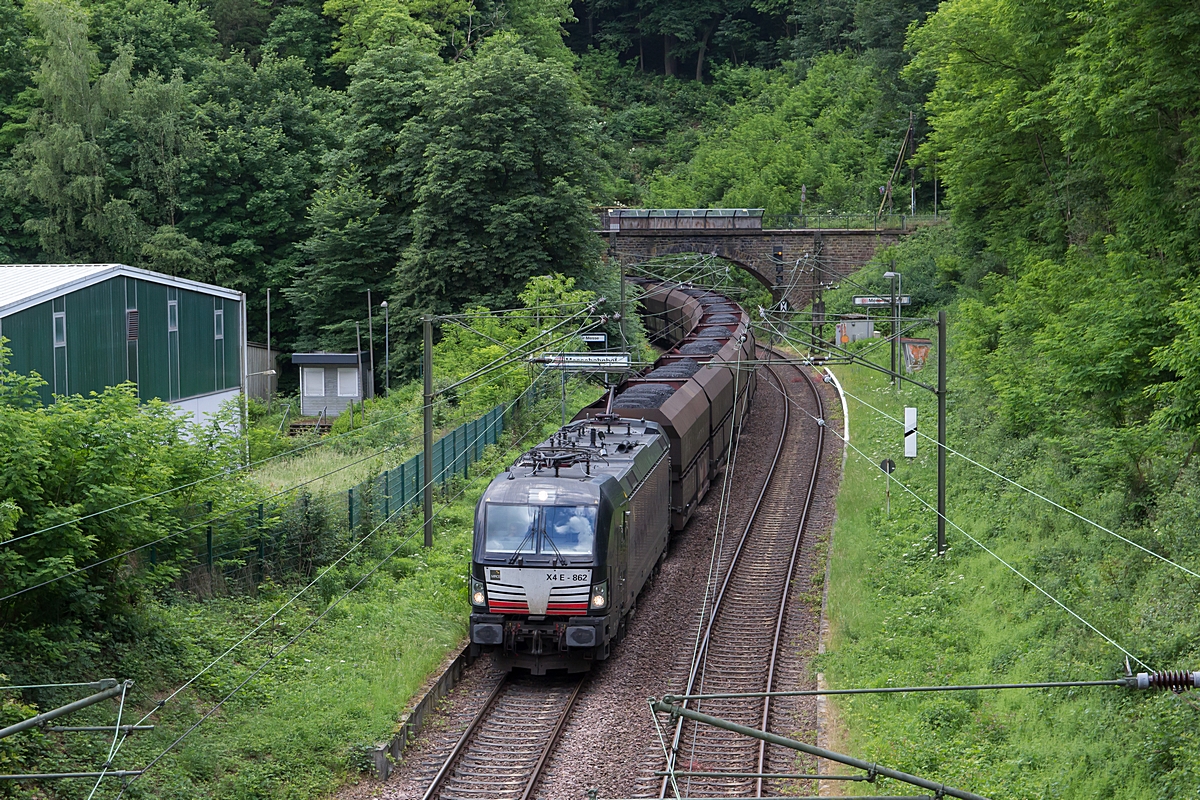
[483, 504, 597, 559]
[484, 504, 537, 554]
[544, 506, 597, 555]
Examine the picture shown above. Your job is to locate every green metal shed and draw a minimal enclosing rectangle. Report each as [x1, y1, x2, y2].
[0, 264, 245, 418]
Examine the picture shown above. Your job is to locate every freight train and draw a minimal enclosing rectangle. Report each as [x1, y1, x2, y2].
[467, 281, 757, 673]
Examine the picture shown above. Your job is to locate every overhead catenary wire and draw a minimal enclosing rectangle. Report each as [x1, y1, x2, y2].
[0, 428, 429, 604]
[1, 379, 486, 550]
[83, 681, 128, 799]
[102, 368, 552, 747]
[647, 698, 684, 800]
[4, 304, 596, 552]
[753, 362, 1154, 672]
[676, 342, 748, 794]
[436, 312, 607, 395]
[433, 298, 597, 319]
[830, 383, 1200, 582]
[1, 335, 578, 604]
[114, 384, 563, 796]
[662, 677, 1147, 702]
[769, 306, 1200, 582]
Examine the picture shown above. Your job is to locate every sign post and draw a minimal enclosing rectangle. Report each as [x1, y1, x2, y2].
[533, 353, 632, 371]
[881, 458, 895, 515]
[530, 351, 633, 426]
[937, 310, 947, 557]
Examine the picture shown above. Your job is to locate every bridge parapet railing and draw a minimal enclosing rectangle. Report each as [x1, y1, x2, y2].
[762, 212, 948, 231]
[599, 208, 766, 231]
[595, 208, 948, 232]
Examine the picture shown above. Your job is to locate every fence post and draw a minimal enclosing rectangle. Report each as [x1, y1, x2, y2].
[399, 461, 406, 507]
[257, 503, 265, 581]
[206, 500, 214, 573]
[384, 470, 390, 521]
[348, 487, 355, 531]
[439, 436, 446, 487]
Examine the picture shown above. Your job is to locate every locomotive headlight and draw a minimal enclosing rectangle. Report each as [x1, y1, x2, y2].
[590, 581, 608, 609]
[470, 578, 487, 607]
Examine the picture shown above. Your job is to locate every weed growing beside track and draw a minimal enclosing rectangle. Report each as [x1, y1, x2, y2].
[2, 386, 599, 799]
[821, 354, 1200, 798]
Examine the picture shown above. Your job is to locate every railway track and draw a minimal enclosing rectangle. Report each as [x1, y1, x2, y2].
[658, 349, 826, 798]
[420, 674, 583, 800]
[413, 350, 825, 800]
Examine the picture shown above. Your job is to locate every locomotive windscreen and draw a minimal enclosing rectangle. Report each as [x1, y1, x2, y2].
[484, 504, 537, 554]
[544, 506, 597, 554]
[483, 504, 597, 556]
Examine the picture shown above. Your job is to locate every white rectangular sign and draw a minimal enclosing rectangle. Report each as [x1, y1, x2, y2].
[540, 352, 631, 371]
[904, 407, 917, 458]
[580, 333, 608, 344]
[853, 295, 912, 306]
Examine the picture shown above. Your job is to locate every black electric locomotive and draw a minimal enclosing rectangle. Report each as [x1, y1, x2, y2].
[468, 415, 670, 674]
[467, 281, 755, 673]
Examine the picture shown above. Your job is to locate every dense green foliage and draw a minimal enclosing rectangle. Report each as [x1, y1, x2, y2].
[0, 344, 257, 662]
[0, 0, 611, 369]
[822, 354, 1200, 797]
[0, 0, 937, 364]
[807, 0, 1200, 783]
[648, 53, 896, 212]
[2, 390, 581, 798]
[0, 272, 605, 796]
[3, 0, 1200, 793]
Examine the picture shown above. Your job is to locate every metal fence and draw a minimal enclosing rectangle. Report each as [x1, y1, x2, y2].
[169, 395, 530, 597]
[761, 212, 948, 231]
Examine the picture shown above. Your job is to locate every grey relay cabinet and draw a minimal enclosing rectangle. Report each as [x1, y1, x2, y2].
[292, 352, 372, 417]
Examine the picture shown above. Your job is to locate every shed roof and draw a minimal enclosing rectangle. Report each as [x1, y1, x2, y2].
[292, 352, 363, 365]
[0, 264, 241, 317]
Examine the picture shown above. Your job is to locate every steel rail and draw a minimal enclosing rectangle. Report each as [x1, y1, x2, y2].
[519, 677, 585, 800]
[420, 674, 584, 800]
[658, 349, 798, 798]
[420, 674, 511, 800]
[756, 352, 824, 796]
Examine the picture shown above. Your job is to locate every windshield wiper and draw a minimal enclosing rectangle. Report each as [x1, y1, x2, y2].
[543, 530, 566, 567]
[507, 526, 537, 565]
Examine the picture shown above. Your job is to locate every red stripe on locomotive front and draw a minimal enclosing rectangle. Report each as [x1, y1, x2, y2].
[488, 601, 529, 612]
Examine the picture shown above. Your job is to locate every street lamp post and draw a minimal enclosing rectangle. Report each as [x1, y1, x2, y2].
[883, 269, 901, 389]
[381, 301, 389, 395]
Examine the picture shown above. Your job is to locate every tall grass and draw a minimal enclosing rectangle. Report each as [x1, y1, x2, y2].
[22, 392, 589, 800]
[820, 351, 1191, 798]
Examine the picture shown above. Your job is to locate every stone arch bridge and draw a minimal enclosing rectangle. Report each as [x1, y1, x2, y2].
[598, 209, 917, 310]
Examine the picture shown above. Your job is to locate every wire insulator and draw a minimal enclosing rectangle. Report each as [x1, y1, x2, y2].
[1135, 671, 1200, 692]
